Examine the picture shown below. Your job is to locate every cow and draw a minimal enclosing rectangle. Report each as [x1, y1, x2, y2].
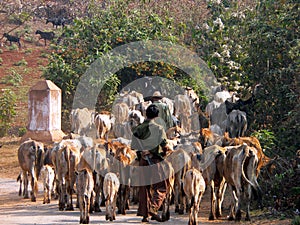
[199, 128, 224, 148]
[191, 145, 227, 220]
[210, 103, 227, 133]
[183, 168, 206, 225]
[222, 133, 271, 177]
[214, 90, 231, 103]
[77, 146, 109, 212]
[112, 102, 130, 124]
[165, 148, 191, 214]
[56, 142, 81, 210]
[205, 100, 221, 117]
[94, 112, 114, 140]
[225, 109, 247, 138]
[17, 139, 45, 202]
[70, 108, 95, 136]
[185, 87, 199, 113]
[108, 142, 136, 215]
[223, 144, 262, 221]
[103, 172, 120, 221]
[160, 160, 175, 222]
[174, 94, 192, 117]
[40, 164, 55, 204]
[76, 169, 94, 224]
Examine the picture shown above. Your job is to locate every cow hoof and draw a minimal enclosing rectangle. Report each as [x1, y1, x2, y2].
[175, 206, 179, 213]
[105, 215, 109, 221]
[95, 207, 101, 212]
[178, 209, 184, 215]
[31, 197, 36, 202]
[66, 205, 74, 211]
[209, 215, 216, 220]
[228, 216, 234, 221]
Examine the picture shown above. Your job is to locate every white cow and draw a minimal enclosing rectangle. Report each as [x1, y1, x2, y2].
[41, 165, 55, 204]
[70, 108, 95, 136]
[214, 90, 231, 103]
[94, 112, 114, 140]
[103, 172, 120, 221]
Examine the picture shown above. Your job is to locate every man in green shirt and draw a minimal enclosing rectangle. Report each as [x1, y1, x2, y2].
[131, 104, 169, 222]
[147, 91, 175, 131]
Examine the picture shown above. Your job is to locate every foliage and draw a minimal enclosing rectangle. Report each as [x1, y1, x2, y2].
[13, 58, 28, 66]
[0, 57, 2, 65]
[252, 129, 276, 155]
[42, 0, 299, 153]
[0, 89, 16, 137]
[292, 216, 300, 225]
[193, 0, 299, 155]
[43, 0, 188, 114]
[1, 69, 23, 86]
[7, 44, 18, 51]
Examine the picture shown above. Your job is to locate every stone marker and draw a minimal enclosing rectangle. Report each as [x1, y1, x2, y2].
[21, 80, 65, 143]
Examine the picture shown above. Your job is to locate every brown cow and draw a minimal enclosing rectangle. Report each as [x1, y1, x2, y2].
[223, 144, 262, 221]
[191, 145, 227, 220]
[76, 169, 94, 224]
[77, 146, 108, 212]
[223, 133, 271, 176]
[18, 139, 45, 202]
[183, 168, 206, 225]
[56, 143, 81, 210]
[109, 142, 136, 215]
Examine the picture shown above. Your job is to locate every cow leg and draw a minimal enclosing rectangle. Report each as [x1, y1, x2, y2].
[30, 168, 37, 202]
[245, 184, 252, 221]
[59, 178, 66, 211]
[234, 187, 242, 221]
[23, 171, 29, 199]
[216, 181, 227, 218]
[43, 185, 47, 204]
[227, 185, 236, 221]
[113, 195, 118, 220]
[79, 195, 84, 224]
[209, 181, 216, 220]
[66, 182, 74, 211]
[174, 174, 180, 213]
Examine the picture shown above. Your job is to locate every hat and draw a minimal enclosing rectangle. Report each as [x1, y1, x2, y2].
[144, 91, 163, 101]
[152, 91, 163, 99]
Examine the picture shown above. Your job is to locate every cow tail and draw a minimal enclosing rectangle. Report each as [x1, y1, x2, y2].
[241, 145, 255, 187]
[65, 146, 71, 189]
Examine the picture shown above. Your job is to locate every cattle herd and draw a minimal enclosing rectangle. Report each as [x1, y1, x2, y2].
[16, 86, 273, 224]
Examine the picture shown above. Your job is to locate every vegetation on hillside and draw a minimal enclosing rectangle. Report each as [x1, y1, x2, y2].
[42, 0, 299, 155]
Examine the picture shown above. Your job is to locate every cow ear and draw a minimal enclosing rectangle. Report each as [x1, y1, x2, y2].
[75, 171, 78, 176]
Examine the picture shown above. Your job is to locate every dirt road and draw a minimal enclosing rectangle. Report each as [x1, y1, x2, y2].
[0, 177, 292, 225]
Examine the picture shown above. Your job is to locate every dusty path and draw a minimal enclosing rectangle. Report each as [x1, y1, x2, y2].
[0, 177, 291, 225]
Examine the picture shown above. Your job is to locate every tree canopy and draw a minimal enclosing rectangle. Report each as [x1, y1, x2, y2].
[43, 0, 299, 155]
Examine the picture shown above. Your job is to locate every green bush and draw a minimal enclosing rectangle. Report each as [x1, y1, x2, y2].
[0, 49, 3, 54]
[13, 58, 28, 66]
[252, 129, 276, 153]
[7, 44, 18, 51]
[18, 127, 27, 137]
[292, 216, 300, 225]
[0, 89, 16, 137]
[0, 57, 2, 65]
[1, 69, 23, 86]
